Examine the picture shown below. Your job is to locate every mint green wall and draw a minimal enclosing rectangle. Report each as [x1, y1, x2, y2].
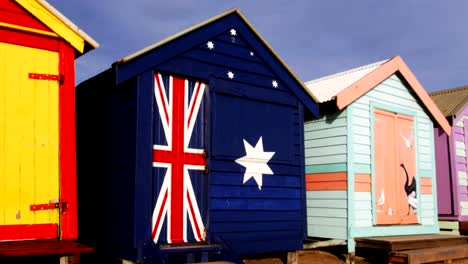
[347, 74, 439, 252]
[305, 110, 348, 240]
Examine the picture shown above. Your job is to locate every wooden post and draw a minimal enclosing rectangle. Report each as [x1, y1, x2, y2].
[287, 251, 298, 264]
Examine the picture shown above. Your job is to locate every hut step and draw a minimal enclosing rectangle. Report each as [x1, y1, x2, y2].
[159, 243, 223, 253]
[389, 244, 468, 264]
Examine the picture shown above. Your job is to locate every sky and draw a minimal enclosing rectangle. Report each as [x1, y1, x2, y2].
[48, 0, 468, 93]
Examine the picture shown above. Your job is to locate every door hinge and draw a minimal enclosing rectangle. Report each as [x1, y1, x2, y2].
[30, 201, 68, 213]
[28, 73, 64, 84]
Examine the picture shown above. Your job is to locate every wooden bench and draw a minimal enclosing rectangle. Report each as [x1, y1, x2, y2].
[389, 244, 468, 264]
[355, 234, 468, 263]
[0, 240, 94, 263]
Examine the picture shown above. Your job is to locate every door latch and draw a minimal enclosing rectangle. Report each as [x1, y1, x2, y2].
[30, 201, 68, 213]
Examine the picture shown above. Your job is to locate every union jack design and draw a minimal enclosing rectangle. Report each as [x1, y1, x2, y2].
[151, 73, 206, 244]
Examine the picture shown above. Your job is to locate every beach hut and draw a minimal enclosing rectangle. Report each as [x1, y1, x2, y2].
[303, 56, 451, 252]
[76, 9, 318, 263]
[430, 86, 468, 234]
[0, 0, 97, 242]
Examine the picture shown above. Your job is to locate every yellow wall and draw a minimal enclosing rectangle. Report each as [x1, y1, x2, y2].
[0, 42, 59, 226]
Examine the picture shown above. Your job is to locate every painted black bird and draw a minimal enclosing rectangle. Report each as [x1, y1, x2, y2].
[401, 163, 417, 215]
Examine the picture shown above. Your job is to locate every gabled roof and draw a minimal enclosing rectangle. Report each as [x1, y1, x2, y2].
[305, 55, 451, 135]
[430, 86, 468, 117]
[14, 0, 98, 55]
[113, 8, 319, 116]
[305, 59, 389, 103]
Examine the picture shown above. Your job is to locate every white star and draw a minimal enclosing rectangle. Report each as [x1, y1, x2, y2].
[207, 41, 214, 50]
[227, 71, 234, 79]
[272, 80, 278, 88]
[249, 51, 254, 56]
[230, 28, 237, 36]
[235, 137, 275, 190]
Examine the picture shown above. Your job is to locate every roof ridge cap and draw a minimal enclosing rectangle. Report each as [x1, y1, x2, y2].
[305, 59, 389, 85]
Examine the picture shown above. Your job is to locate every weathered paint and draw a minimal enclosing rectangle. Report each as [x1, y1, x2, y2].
[0, 42, 60, 236]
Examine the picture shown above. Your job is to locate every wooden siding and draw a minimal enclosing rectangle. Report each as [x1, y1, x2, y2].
[77, 12, 315, 259]
[76, 71, 138, 251]
[304, 110, 348, 241]
[420, 178, 433, 194]
[454, 113, 468, 217]
[355, 174, 371, 192]
[306, 191, 347, 240]
[304, 110, 347, 166]
[461, 201, 468, 216]
[171, 31, 308, 253]
[347, 74, 438, 245]
[354, 192, 372, 227]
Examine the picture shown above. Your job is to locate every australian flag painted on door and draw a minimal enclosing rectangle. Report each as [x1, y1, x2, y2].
[75, 8, 320, 262]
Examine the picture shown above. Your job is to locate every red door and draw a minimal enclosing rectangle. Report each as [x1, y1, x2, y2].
[374, 109, 417, 225]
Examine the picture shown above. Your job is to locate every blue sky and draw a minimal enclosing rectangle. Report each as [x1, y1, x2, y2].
[49, 0, 468, 92]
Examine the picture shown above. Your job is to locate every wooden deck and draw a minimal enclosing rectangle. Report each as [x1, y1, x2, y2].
[355, 234, 468, 264]
[0, 239, 94, 263]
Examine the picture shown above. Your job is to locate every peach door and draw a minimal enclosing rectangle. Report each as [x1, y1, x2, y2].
[374, 109, 398, 224]
[374, 109, 417, 225]
[395, 114, 417, 224]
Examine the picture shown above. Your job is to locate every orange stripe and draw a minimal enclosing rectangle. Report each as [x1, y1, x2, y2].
[354, 174, 371, 192]
[420, 178, 432, 186]
[420, 178, 432, 194]
[306, 182, 347, 191]
[421, 186, 432, 194]
[355, 183, 371, 192]
[355, 173, 371, 183]
[305, 172, 346, 183]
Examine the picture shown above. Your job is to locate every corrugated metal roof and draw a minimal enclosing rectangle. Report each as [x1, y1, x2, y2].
[304, 59, 390, 103]
[430, 85, 468, 117]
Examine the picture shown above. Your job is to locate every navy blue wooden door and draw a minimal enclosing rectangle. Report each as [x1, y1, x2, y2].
[207, 77, 305, 254]
[151, 73, 208, 244]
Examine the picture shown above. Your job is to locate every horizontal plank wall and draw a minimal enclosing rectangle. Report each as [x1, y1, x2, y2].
[454, 108, 468, 220]
[305, 110, 348, 240]
[349, 74, 438, 249]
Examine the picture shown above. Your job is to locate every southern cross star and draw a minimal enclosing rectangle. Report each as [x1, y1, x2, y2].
[230, 28, 237, 36]
[272, 80, 278, 88]
[235, 137, 275, 190]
